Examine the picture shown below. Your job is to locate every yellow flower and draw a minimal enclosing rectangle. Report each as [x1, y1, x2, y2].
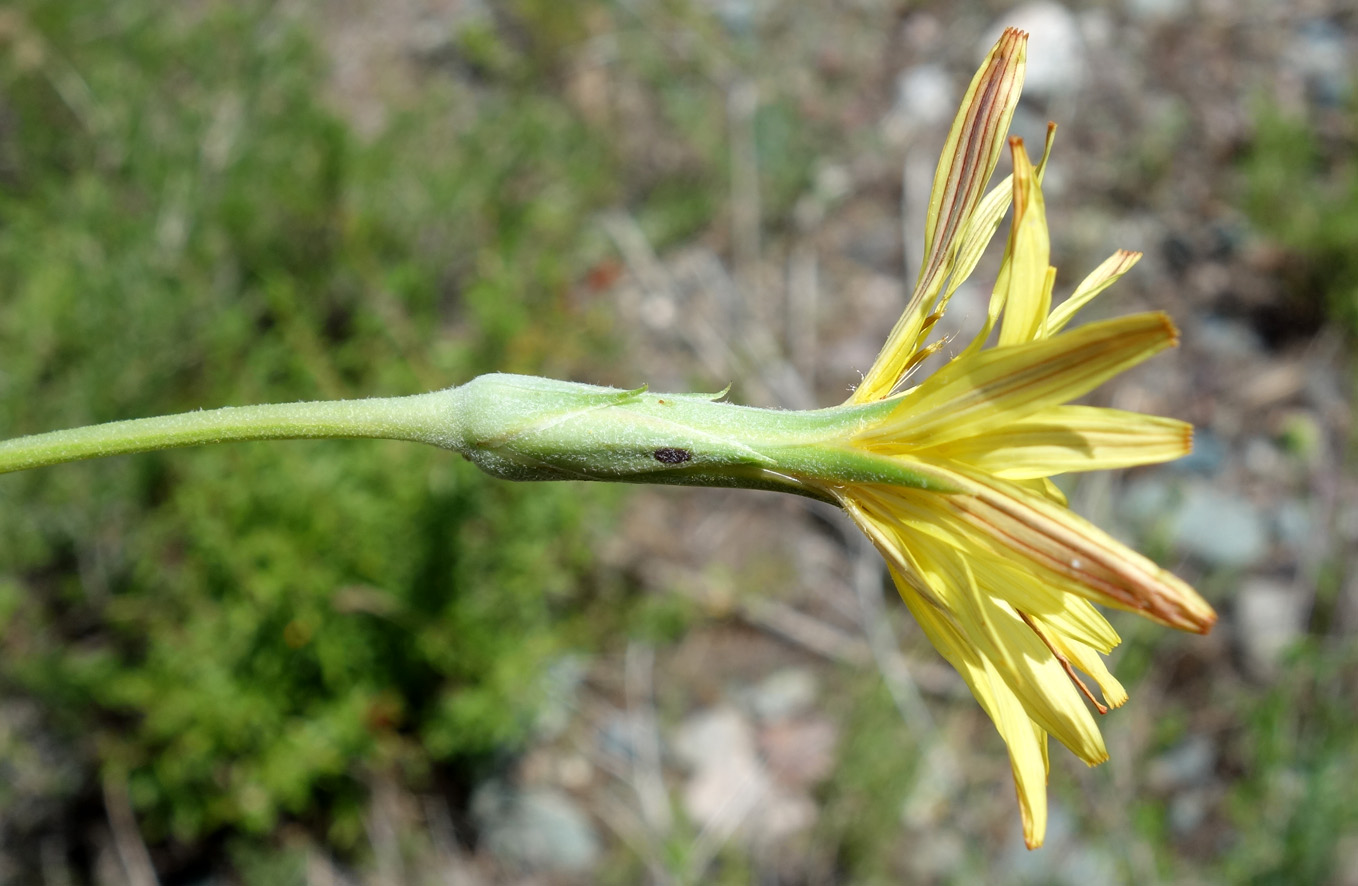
[343, 25, 1215, 852]
[828, 28, 1217, 848]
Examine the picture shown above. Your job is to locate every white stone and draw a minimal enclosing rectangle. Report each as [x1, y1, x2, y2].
[675, 706, 772, 835]
[745, 668, 819, 722]
[895, 63, 956, 128]
[1236, 578, 1307, 678]
[983, 3, 1084, 102]
[1125, 0, 1190, 22]
[1169, 485, 1269, 569]
[473, 783, 601, 873]
[674, 705, 756, 768]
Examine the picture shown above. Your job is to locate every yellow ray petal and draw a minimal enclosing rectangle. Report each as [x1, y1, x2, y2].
[964, 547, 1122, 653]
[1055, 635, 1128, 709]
[850, 493, 1109, 763]
[852, 28, 1027, 404]
[905, 541, 1108, 762]
[1017, 477, 1069, 507]
[844, 491, 991, 641]
[926, 405, 1194, 478]
[985, 598, 1109, 763]
[936, 465, 1217, 633]
[898, 525, 1024, 676]
[1048, 249, 1143, 333]
[954, 125, 1061, 360]
[944, 177, 1014, 303]
[934, 126, 1057, 332]
[1024, 612, 1129, 710]
[841, 457, 1215, 633]
[859, 312, 1180, 451]
[979, 653, 1051, 850]
[889, 565, 1051, 848]
[997, 138, 1052, 347]
[850, 484, 1120, 652]
[918, 30, 1026, 292]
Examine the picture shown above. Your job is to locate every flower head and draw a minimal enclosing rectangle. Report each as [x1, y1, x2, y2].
[435, 27, 1214, 852]
[827, 28, 1216, 848]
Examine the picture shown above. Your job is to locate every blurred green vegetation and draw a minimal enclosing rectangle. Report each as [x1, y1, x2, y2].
[1220, 641, 1358, 885]
[0, 0, 764, 873]
[1234, 98, 1358, 884]
[818, 672, 922, 885]
[1242, 101, 1358, 335]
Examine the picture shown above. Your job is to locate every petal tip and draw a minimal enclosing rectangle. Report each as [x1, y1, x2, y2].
[1155, 311, 1181, 348]
[997, 28, 1030, 64]
[1167, 597, 1218, 635]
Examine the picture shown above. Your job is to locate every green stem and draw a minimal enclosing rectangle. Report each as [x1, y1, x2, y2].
[0, 374, 947, 504]
[0, 391, 456, 476]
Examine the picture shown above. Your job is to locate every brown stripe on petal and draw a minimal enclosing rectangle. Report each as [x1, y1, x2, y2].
[851, 28, 1027, 404]
[864, 313, 1179, 453]
[945, 473, 1216, 634]
[1019, 611, 1108, 715]
[946, 315, 1178, 425]
[920, 29, 1027, 300]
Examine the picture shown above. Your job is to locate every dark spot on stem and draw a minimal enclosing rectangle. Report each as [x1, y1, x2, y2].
[653, 447, 691, 465]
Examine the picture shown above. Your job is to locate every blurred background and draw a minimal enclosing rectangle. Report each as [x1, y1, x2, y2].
[0, 0, 1353, 883]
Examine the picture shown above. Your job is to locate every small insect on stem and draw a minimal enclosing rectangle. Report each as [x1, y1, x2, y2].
[653, 447, 691, 465]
